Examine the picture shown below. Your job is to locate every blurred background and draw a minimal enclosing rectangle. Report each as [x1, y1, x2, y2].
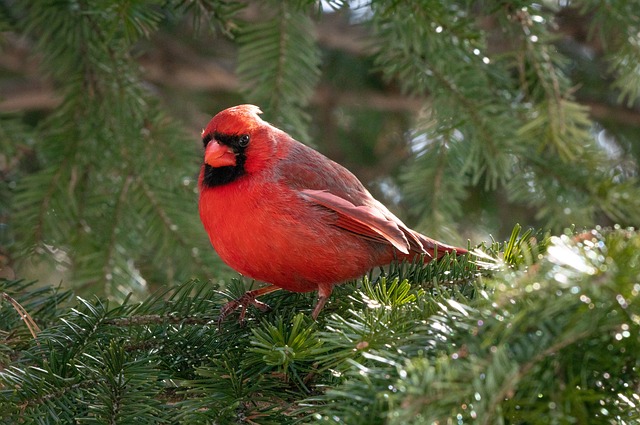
[1, 0, 639, 299]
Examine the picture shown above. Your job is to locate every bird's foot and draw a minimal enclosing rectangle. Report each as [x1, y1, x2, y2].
[217, 285, 280, 328]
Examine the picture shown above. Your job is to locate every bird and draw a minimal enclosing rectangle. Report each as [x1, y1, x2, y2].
[198, 105, 467, 324]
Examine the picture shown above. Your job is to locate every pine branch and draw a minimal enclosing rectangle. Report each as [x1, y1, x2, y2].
[236, 0, 321, 142]
[170, 0, 244, 35]
[575, 0, 640, 106]
[400, 119, 469, 240]
[300, 227, 640, 423]
[3, 227, 640, 423]
[8, 2, 223, 299]
[372, 0, 519, 188]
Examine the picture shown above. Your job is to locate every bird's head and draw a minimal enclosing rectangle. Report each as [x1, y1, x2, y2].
[200, 105, 276, 188]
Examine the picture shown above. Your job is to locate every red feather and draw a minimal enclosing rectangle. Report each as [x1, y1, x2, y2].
[300, 189, 412, 254]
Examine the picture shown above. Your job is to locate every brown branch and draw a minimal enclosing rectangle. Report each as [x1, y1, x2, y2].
[0, 14, 386, 113]
[2, 12, 640, 127]
[0, 75, 424, 114]
[0, 82, 61, 111]
[583, 100, 640, 126]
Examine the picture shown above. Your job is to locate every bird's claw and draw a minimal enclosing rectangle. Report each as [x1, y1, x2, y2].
[217, 292, 271, 329]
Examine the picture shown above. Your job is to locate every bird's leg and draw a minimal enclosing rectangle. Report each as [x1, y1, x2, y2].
[311, 285, 333, 320]
[217, 285, 281, 327]
[311, 296, 327, 320]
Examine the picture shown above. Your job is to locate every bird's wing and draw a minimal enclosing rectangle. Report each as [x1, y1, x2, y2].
[278, 141, 425, 254]
[301, 189, 423, 255]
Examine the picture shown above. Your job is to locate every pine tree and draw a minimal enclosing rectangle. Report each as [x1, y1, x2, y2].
[1, 1, 640, 423]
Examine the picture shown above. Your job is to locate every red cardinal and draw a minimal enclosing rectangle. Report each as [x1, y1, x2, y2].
[199, 105, 467, 323]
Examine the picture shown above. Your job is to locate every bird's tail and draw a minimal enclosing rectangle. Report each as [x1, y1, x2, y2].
[410, 231, 468, 262]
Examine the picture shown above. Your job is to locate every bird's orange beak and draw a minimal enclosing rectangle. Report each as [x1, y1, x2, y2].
[204, 142, 237, 167]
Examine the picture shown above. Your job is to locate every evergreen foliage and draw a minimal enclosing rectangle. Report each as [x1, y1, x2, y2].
[1, 226, 639, 423]
[237, 1, 321, 142]
[4, 0, 228, 300]
[2, 1, 640, 422]
[1, 0, 639, 295]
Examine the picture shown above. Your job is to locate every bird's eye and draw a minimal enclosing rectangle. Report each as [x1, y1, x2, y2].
[238, 134, 250, 147]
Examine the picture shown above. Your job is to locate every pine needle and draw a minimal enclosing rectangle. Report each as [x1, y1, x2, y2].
[2, 292, 41, 342]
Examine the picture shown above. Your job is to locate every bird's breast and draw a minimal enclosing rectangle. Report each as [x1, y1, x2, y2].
[199, 179, 384, 292]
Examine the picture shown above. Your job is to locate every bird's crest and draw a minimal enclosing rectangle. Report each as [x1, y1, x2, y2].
[203, 104, 264, 137]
